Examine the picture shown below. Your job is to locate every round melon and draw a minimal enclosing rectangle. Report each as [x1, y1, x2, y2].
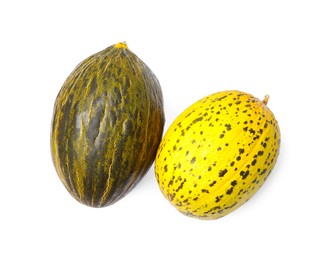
[155, 90, 280, 219]
[51, 42, 165, 207]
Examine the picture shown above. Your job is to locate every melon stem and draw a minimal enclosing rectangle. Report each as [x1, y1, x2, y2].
[114, 42, 128, 49]
[263, 95, 269, 105]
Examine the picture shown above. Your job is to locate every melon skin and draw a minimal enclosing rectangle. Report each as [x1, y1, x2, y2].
[155, 90, 280, 219]
[51, 43, 165, 207]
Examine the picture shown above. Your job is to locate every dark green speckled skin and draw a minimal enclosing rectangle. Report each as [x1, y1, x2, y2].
[51, 44, 165, 207]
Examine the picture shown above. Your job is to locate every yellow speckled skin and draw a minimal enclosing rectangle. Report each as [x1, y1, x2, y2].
[155, 90, 280, 219]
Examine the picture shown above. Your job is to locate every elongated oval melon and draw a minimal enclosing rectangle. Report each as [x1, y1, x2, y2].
[51, 42, 165, 207]
[155, 90, 280, 219]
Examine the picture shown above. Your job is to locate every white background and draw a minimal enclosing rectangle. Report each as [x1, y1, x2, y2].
[1, 0, 326, 259]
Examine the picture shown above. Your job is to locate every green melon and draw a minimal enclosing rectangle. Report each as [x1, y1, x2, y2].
[51, 42, 165, 207]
